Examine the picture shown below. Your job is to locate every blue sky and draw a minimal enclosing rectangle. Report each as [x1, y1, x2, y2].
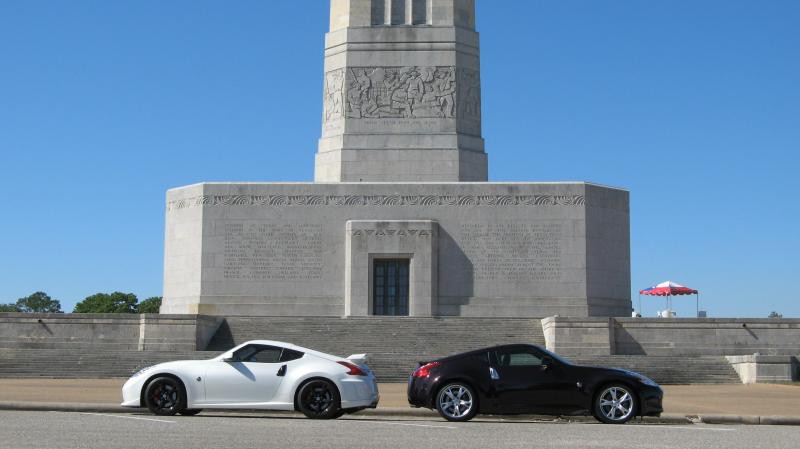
[0, 1, 797, 317]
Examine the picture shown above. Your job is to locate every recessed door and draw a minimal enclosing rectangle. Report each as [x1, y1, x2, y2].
[373, 259, 409, 316]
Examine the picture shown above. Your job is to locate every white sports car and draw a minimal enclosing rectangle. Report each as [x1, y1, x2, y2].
[121, 340, 379, 419]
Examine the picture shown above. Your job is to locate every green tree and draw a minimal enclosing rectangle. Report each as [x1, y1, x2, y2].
[0, 303, 19, 312]
[137, 296, 162, 314]
[73, 292, 138, 314]
[15, 291, 62, 313]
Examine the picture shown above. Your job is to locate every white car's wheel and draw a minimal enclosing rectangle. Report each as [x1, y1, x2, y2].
[297, 379, 341, 419]
[144, 377, 185, 416]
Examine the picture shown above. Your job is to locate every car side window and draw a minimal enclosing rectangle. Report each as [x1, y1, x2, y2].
[280, 348, 304, 362]
[234, 345, 283, 363]
[493, 349, 543, 367]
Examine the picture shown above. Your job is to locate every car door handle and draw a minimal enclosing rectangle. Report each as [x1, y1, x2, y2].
[489, 367, 500, 380]
[277, 364, 287, 377]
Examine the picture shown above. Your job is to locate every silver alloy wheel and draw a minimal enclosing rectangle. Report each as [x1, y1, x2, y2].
[438, 384, 473, 419]
[598, 386, 634, 422]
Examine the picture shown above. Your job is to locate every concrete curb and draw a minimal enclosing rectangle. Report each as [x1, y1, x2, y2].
[1, 402, 799, 426]
[693, 414, 800, 426]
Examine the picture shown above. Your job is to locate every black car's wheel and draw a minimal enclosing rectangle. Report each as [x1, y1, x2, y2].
[297, 379, 341, 419]
[435, 383, 477, 422]
[144, 377, 185, 416]
[593, 384, 637, 424]
[178, 409, 202, 416]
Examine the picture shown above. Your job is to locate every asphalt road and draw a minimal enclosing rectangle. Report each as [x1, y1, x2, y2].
[1, 410, 798, 449]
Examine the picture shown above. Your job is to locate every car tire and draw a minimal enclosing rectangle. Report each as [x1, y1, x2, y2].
[593, 384, 637, 424]
[178, 409, 202, 416]
[297, 379, 341, 419]
[435, 382, 478, 422]
[144, 377, 185, 416]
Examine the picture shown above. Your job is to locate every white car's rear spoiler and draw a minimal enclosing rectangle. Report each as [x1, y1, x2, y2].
[346, 354, 368, 365]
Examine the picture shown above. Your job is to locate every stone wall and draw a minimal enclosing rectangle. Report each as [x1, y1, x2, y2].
[542, 316, 800, 357]
[0, 313, 223, 351]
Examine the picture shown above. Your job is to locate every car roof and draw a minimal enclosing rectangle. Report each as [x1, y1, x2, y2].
[230, 340, 343, 362]
[436, 343, 543, 361]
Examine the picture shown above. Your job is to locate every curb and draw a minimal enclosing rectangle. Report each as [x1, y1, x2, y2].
[1, 402, 799, 426]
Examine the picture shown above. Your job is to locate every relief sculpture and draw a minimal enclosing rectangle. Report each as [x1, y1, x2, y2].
[458, 69, 481, 121]
[323, 68, 345, 122]
[324, 66, 480, 121]
[346, 66, 456, 119]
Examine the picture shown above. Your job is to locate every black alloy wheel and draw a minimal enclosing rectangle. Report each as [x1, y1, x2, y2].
[144, 377, 186, 416]
[593, 384, 637, 424]
[297, 379, 341, 419]
[178, 409, 202, 416]
[435, 383, 478, 422]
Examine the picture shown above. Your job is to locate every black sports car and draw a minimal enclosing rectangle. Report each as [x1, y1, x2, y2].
[408, 344, 663, 423]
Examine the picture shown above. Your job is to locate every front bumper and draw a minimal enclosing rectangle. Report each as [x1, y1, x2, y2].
[120, 375, 146, 408]
[638, 384, 664, 416]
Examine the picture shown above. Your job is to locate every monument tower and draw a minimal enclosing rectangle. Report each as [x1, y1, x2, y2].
[316, 0, 487, 181]
[161, 0, 632, 318]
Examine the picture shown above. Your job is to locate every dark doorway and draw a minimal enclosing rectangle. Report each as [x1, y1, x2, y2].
[373, 259, 409, 316]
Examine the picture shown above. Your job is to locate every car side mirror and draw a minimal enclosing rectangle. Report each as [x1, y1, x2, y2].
[223, 357, 236, 362]
[540, 356, 553, 370]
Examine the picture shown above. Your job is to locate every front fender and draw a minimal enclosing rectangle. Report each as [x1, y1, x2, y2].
[131, 365, 206, 408]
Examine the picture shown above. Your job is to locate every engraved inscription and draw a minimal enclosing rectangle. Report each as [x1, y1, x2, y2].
[223, 223, 323, 281]
[460, 223, 563, 282]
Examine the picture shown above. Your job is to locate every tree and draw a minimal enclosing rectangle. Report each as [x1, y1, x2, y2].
[137, 296, 162, 314]
[73, 292, 138, 314]
[0, 303, 19, 312]
[15, 291, 62, 313]
[768, 311, 783, 318]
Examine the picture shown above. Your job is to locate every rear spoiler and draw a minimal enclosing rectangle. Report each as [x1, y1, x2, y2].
[346, 354, 368, 365]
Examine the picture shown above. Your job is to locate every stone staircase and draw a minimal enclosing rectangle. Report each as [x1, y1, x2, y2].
[568, 355, 741, 385]
[206, 317, 547, 382]
[0, 349, 219, 379]
[0, 317, 741, 384]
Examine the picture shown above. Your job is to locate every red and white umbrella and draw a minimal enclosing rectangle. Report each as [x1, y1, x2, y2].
[639, 281, 700, 317]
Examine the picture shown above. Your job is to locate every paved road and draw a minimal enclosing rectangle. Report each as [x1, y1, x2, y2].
[1, 411, 799, 449]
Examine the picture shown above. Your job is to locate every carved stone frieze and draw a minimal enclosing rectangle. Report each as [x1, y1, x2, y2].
[322, 66, 480, 122]
[167, 194, 585, 211]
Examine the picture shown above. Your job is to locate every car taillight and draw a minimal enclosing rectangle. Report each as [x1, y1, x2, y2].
[412, 362, 440, 378]
[337, 361, 366, 376]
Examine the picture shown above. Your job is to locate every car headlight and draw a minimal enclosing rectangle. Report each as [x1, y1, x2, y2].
[131, 366, 153, 378]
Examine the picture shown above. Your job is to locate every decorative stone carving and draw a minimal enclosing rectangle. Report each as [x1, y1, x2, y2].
[323, 68, 345, 122]
[323, 66, 479, 120]
[167, 194, 586, 211]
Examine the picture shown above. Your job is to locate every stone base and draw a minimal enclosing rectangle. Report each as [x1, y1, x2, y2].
[314, 148, 488, 182]
[727, 355, 799, 384]
[162, 182, 631, 317]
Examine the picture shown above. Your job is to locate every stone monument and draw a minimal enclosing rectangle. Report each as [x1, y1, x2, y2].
[316, 0, 486, 182]
[161, 0, 632, 318]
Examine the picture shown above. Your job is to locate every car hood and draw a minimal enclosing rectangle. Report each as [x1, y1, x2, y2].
[573, 364, 644, 379]
[133, 359, 209, 375]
